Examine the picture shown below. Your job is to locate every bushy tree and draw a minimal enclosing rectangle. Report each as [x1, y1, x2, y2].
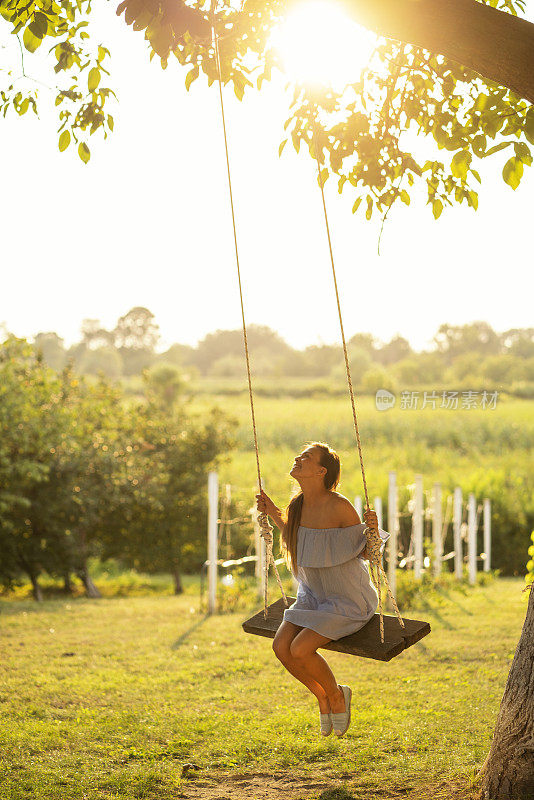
[33, 332, 66, 371]
[144, 363, 188, 409]
[78, 346, 123, 378]
[98, 381, 235, 593]
[361, 364, 397, 394]
[434, 321, 502, 363]
[0, 335, 234, 599]
[375, 335, 412, 366]
[501, 328, 534, 359]
[195, 325, 292, 375]
[482, 354, 527, 384]
[157, 342, 197, 368]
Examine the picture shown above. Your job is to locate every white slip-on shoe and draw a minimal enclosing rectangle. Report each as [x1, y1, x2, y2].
[331, 684, 352, 738]
[320, 711, 333, 736]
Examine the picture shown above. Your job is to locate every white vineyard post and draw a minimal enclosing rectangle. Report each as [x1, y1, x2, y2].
[483, 498, 492, 572]
[468, 492, 477, 586]
[432, 482, 443, 577]
[414, 474, 424, 580]
[207, 471, 219, 615]
[387, 470, 398, 603]
[453, 487, 463, 580]
[374, 496, 383, 529]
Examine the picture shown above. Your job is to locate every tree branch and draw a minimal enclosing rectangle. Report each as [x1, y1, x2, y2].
[332, 0, 534, 104]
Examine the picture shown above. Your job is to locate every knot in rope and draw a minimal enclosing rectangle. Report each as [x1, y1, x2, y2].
[258, 512, 273, 545]
[364, 524, 383, 566]
[364, 522, 405, 643]
[258, 512, 289, 617]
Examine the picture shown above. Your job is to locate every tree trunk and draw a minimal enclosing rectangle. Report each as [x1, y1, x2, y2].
[29, 571, 43, 602]
[173, 564, 184, 595]
[336, 0, 534, 104]
[76, 529, 101, 598]
[63, 571, 73, 594]
[476, 585, 534, 799]
[76, 565, 101, 598]
[18, 553, 43, 601]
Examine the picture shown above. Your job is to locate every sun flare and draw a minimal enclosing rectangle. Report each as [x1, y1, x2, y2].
[269, 1, 377, 91]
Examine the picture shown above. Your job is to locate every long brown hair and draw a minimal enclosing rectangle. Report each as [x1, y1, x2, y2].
[280, 442, 341, 575]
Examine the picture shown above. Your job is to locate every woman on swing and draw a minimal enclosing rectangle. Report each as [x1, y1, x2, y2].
[256, 441, 389, 739]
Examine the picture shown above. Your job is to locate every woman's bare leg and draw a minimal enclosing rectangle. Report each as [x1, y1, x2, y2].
[289, 628, 346, 713]
[272, 621, 331, 712]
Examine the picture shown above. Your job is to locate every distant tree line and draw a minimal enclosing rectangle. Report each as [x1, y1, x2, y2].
[0, 336, 234, 600]
[27, 307, 534, 395]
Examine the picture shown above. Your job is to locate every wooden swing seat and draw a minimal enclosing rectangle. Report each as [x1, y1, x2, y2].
[242, 596, 431, 662]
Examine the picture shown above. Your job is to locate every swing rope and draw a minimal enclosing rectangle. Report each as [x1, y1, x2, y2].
[309, 109, 405, 643]
[208, 0, 404, 639]
[210, 15, 288, 617]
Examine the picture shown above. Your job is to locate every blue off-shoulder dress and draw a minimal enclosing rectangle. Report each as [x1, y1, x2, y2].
[283, 523, 390, 640]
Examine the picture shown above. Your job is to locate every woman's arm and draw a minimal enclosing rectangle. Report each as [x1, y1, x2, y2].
[256, 490, 285, 531]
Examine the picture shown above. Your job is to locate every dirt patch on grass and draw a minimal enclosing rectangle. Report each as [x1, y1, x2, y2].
[177, 771, 481, 800]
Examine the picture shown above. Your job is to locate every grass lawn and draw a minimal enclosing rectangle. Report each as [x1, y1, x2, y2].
[0, 576, 529, 799]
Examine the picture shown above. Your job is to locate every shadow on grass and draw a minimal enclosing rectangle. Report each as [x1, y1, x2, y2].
[416, 598, 456, 631]
[171, 614, 209, 650]
[318, 789, 357, 800]
[431, 585, 474, 616]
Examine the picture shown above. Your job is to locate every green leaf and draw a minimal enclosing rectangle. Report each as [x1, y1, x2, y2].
[484, 141, 512, 158]
[28, 12, 48, 39]
[432, 199, 443, 219]
[278, 139, 287, 157]
[473, 94, 489, 112]
[472, 134, 486, 156]
[502, 156, 523, 190]
[352, 197, 362, 214]
[365, 196, 373, 221]
[400, 189, 410, 205]
[78, 143, 90, 165]
[514, 141, 532, 165]
[468, 190, 479, 210]
[88, 68, 101, 92]
[22, 26, 42, 53]
[185, 66, 198, 91]
[525, 108, 534, 145]
[59, 130, 71, 152]
[451, 151, 471, 180]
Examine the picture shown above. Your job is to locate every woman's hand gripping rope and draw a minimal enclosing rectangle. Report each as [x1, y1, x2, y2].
[362, 507, 405, 643]
[256, 490, 289, 617]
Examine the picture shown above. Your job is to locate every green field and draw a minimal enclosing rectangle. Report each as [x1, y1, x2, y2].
[189, 393, 533, 574]
[0, 577, 528, 799]
[190, 393, 533, 495]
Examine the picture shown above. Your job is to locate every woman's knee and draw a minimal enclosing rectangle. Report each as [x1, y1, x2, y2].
[289, 639, 314, 660]
[272, 636, 291, 662]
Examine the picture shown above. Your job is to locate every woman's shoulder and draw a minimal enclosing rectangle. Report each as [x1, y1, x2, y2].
[299, 492, 361, 529]
[330, 492, 361, 526]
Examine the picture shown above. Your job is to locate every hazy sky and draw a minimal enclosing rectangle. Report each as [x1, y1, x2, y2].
[2, 2, 533, 353]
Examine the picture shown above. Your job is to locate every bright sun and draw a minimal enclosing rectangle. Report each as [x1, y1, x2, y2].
[268, 1, 377, 92]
